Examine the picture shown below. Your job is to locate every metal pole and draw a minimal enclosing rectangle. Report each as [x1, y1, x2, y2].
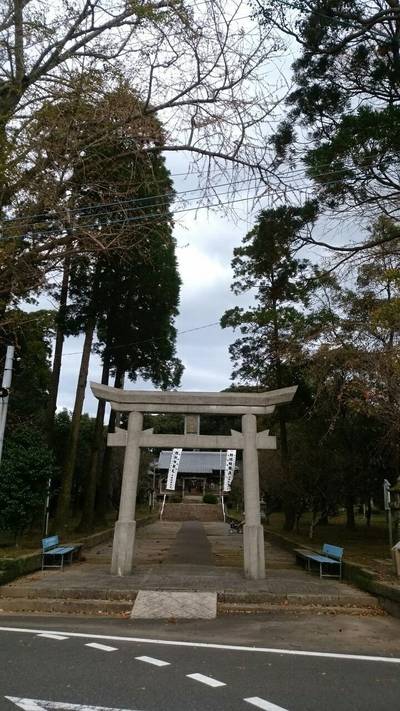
[160, 493, 167, 520]
[219, 449, 222, 503]
[388, 508, 393, 549]
[43, 478, 51, 536]
[0, 345, 15, 466]
[384, 480, 393, 550]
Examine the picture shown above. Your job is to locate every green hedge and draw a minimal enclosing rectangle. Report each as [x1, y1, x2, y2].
[203, 493, 218, 504]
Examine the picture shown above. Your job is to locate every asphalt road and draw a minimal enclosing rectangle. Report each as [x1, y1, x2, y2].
[1, 615, 400, 711]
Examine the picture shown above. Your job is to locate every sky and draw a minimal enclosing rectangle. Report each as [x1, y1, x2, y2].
[56, 165, 253, 415]
[44, 1, 367, 416]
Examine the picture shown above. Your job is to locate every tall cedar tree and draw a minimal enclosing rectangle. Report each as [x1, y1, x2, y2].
[221, 203, 319, 529]
[80, 233, 182, 530]
[52, 84, 181, 531]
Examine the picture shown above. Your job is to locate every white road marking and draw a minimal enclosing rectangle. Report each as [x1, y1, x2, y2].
[135, 655, 170, 667]
[85, 643, 117, 652]
[37, 634, 68, 641]
[5, 699, 45, 711]
[0, 626, 399, 665]
[245, 696, 289, 711]
[186, 673, 226, 687]
[5, 698, 143, 711]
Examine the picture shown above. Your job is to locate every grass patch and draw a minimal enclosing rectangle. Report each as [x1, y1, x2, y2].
[265, 511, 395, 579]
[0, 506, 156, 558]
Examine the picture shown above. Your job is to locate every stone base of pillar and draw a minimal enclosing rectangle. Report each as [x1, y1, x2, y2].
[111, 520, 136, 576]
[243, 523, 266, 580]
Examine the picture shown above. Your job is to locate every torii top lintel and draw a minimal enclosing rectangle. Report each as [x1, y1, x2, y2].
[90, 383, 297, 416]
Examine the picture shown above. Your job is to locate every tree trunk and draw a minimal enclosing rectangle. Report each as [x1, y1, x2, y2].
[95, 367, 124, 522]
[366, 498, 372, 527]
[278, 409, 289, 463]
[345, 495, 356, 529]
[279, 413, 295, 531]
[78, 350, 110, 533]
[46, 254, 71, 445]
[53, 317, 95, 531]
[283, 505, 296, 532]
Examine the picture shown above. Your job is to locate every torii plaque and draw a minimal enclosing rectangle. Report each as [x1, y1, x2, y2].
[91, 384, 297, 580]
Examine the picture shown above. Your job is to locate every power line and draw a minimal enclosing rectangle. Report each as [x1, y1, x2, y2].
[62, 320, 221, 358]
[5, 157, 400, 244]
[2, 174, 261, 227]
[4, 133, 397, 232]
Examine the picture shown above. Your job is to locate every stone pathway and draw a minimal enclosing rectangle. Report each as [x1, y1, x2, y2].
[0, 521, 375, 601]
[166, 521, 213, 565]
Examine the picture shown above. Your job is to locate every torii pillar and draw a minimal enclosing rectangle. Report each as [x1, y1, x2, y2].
[90, 384, 297, 580]
[242, 413, 264, 579]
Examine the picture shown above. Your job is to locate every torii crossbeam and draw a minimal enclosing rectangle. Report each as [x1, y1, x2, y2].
[91, 383, 297, 580]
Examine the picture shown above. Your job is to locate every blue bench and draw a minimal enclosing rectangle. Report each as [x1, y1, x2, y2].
[294, 544, 343, 579]
[42, 536, 82, 571]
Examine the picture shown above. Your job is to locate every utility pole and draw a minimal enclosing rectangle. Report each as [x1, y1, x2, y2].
[0, 345, 15, 465]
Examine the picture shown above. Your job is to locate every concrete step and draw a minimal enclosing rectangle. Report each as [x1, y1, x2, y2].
[0, 587, 379, 619]
[0, 586, 136, 601]
[218, 603, 384, 616]
[0, 597, 132, 617]
[162, 503, 223, 522]
[219, 591, 379, 608]
[0, 593, 381, 618]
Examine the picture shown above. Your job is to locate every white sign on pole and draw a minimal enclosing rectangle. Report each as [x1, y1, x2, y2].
[166, 448, 182, 491]
[223, 449, 236, 492]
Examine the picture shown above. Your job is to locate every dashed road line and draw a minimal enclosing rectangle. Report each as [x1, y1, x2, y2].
[37, 634, 68, 641]
[85, 643, 117, 652]
[186, 673, 226, 687]
[244, 697, 289, 711]
[135, 656, 170, 667]
[1, 626, 398, 664]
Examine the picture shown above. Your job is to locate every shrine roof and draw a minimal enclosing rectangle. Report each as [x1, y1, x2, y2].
[157, 450, 234, 474]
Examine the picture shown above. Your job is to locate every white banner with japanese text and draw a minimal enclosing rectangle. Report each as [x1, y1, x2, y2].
[166, 448, 182, 491]
[223, 449, 237, 492]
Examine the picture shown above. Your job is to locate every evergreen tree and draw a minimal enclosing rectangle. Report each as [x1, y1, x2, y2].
[257, 1, 400, 229]
[47, 81, 182, 531]
[0, 426, 55, 542]
[221, 203, 321, 529]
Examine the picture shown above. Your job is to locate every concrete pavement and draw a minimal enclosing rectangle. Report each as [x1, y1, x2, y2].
[0, 522, 378, 616]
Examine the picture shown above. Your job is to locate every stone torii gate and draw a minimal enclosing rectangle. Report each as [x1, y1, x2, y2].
[91, 383, 297, 580]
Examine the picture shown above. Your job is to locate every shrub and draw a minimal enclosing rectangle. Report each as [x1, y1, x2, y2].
[203, 493, 218, 504]
[0, 426, 55, 542]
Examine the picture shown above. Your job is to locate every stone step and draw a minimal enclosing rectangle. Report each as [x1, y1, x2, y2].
[0, 597, 132, 617]
[218, 603, 384, 616]
[0, 592, 381, 618]
[162, 503, 223, 522]
[219, 591, 379, 608]
[0, 586, 136, 601]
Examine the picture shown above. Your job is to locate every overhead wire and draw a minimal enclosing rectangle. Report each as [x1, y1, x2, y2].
[61, 320, 221, 358]
[4, 135, 399, 233]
